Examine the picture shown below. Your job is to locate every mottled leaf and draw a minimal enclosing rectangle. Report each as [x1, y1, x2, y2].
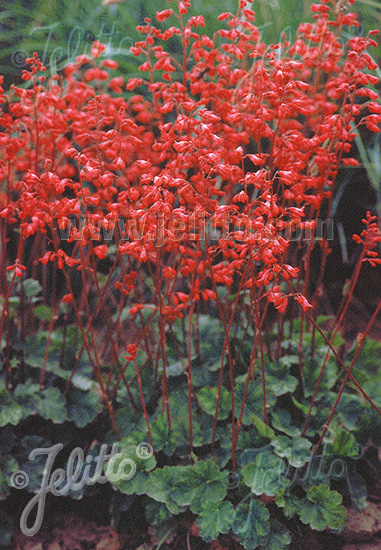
[233, 498, 270, 549]
[241, 450, 288, 496]
[297, 484, 348, 531]
[196, 500, 235, 542]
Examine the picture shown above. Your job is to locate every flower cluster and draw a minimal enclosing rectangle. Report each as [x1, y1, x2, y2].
[0, 0, 380, 426]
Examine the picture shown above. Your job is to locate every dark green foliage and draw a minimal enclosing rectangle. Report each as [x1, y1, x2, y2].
[1, 308, 380, 546]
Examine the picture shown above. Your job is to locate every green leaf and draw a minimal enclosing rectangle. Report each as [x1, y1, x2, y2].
[265, 358, 298, 397]
[336, 394, 364, 431]
[34, 305, 53, 321]
[0, 456, 18, 500]
[241, 450, 288, 496]
[349, 338, 381, 384]
[66, 388, 100, 428]
[24, 328, 93, 377]
[145, 499, 173, 525]
[363, 377, 381, 408]
[233, 498, 270, 549]
[171, 459, 228, 514]
[329, 429, 360, 457]
[267, 372, 298, 397]
[0, 401, 23, 427]
[261, 520, 292, 550]
[70, 374, 93, 391]
[197, 386, 231, 420]
[271, 408, 302, 437]
[275, 488, 300, 518]
[208, 359, 223, 372]
[13, 382, 40, 398]
[301, 328, 344, 350]
[23, 278, 42, 297]
[114, 406, 140, 439]
[0, 381, 37, 425]
[278, 355, 300, 367]
[165, 358, 186, 377]
[303, 356, 338, 398]
[34, 387, 67, 424]
[166, 390, 203, 449]
[271, 436, 312, 468]
[221, 430, 267, 469]
[297, 394, 337, 439]
[196, 500, 236, 543]
[191, 361, 220, 387]
[197, 315, 226, 367]
[235, 375, 276, 425]
[353, 407, 381, 447]
[251, 415, 275, 440]
[149, 414, 177, 456]
[13, 382, 40, 420]
[145, 466, 187, 515]
[297, 484, 348, 531]
[107, 437, 156, 496]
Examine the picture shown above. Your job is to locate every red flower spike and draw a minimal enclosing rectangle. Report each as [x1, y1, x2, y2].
[296, 294, 313, 312]
[90, 41, 107, 58]
[156, 9, 173, 22]
[1, 0, 380, 451]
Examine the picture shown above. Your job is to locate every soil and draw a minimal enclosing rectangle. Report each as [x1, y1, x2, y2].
[8, 501, 381, 550]
[11, 514, 133, 550]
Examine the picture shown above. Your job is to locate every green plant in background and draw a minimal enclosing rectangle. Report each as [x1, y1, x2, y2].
[349, 0, 381, 220]
[92, 317, 381, 548]
[1, 309, 380, 547]
[0, 290, 106, 547]
[0, 0, 138, 86]
[354, 130, 381, 217]
[356, 0, 381, 49]
[1, 0, 379, 85]
[250, 0, 313, 45]
[0, 0, 254, 86]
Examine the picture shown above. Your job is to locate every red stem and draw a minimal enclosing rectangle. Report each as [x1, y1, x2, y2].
[311, 299, 381, 456]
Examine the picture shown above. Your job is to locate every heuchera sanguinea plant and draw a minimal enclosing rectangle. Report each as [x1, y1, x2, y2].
[0, 0, 380, 465]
